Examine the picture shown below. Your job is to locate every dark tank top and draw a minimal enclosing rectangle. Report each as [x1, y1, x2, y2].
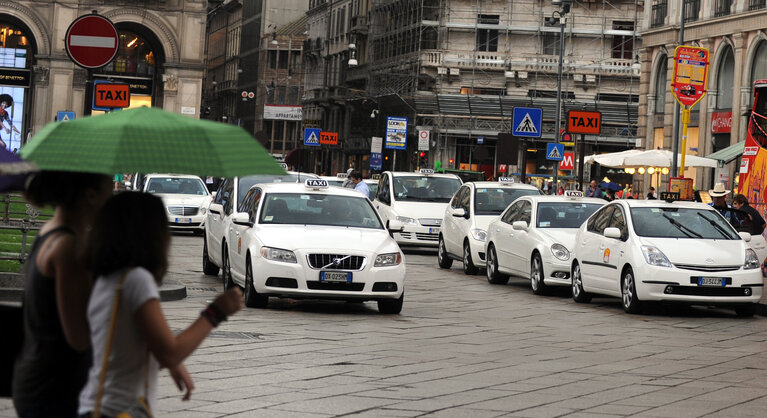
[12, 226, 91, 416]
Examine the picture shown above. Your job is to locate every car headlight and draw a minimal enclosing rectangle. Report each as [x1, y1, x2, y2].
[550, 243, 570, 261]
[375, 252, 402, 267]
[641, 246, 672, 268]
[260, 246, 297, 263]
[470, 229, 487, 242]
[744, 249, 760, 270]
[395, 216, 418, 225]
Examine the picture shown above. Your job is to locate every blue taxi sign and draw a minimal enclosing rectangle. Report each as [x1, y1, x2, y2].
[305, 179, 328, 189]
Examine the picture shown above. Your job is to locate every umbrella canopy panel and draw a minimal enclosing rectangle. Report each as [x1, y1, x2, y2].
[585, 149, 717, 169]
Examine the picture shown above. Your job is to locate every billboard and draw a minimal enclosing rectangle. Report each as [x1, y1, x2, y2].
[0, 47, 28, 151]
[385, 116, 407, 150]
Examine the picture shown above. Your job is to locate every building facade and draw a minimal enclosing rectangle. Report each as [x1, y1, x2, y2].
[204, 0, 243, 124]
[1, 0, 208, 150]
[639, 0, 767, 191]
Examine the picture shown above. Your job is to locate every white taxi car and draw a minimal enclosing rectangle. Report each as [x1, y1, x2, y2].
[439, 179, 542, 274]
[484, 192, 604, 292]
[143, 174, 210, 234]
[226, 179, 406, 313]
[202, 171, 319, 281]
[570, 199, 764, 316]
[319, 173, 347, 187]
[373, 169, 462, 247]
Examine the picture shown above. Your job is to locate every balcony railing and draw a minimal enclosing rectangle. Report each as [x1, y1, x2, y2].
[749, 0, 766, 10]
[651, 0, 667, 28]
[714, 0, 732, 17]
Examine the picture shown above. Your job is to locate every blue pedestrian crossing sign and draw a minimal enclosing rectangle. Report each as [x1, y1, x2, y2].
[512, 107, 542, 138]
[304, 128, 321, 146]
[546, 143, 564, 161]
[57, 111, 75, 122]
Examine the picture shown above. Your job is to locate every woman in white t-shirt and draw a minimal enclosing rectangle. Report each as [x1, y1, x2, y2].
[78, 192, 243, 417]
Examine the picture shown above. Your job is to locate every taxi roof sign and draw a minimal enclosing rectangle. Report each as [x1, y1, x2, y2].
[498, 177, 515, 183]
[305, 179, 328, 189]
[336, 173, 348, 178]
[420, 168, 435, 175]
[564, 190, 583, 198]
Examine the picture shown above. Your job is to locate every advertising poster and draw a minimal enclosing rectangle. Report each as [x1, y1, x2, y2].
[385, 116, 407, 150]
[0, 47, 28, 151]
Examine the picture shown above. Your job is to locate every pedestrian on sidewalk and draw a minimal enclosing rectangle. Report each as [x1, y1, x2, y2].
[349, 170, 369, 197]
[13, 171, 113, 418]
[77, 192, 243, 418]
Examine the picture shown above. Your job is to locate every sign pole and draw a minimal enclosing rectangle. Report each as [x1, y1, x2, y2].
[679, 107, 691, 175]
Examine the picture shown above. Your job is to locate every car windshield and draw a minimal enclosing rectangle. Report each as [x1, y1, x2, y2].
[630, 207, 740, 239]
[537, 202, 603, 228]
[237, 174, 308, 208]
[367, 182, 378, 200]
[146, 177, 207, 195]
[259, 193, 384, 229]
[392, 176, 461, 202]
[475, 188, 541, 215]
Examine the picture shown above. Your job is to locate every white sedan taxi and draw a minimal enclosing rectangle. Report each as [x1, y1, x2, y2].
[373, 169, 463, 247]
[484, 191, 604, 293]
[439, 179, 542, 274]
[143, 174, 210, 234]
[227, 179, 406, 314]
[571, 199, 764, 316]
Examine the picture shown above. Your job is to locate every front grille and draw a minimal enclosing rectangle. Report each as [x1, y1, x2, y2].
[307, 254, 365, 270]
[667, 286, 752, 297]
[674, 263, 741, 272]
[170, 221, 202, 227]
[419, 218, 441, 227]
[168, 206, 199, 216]
[399, 232, 412, 239]
[265, 277, 298, 288]
[415, 233, 439, 241]
[306, 281, 365, 291]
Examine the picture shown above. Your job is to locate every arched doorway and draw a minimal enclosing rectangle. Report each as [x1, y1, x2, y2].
[750, 40, 767, 87]
[0, 17, 35, 150]
[713, 45, 735, 153]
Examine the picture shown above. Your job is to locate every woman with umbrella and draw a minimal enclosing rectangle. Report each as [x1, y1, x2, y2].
[0, 94, 21, 149]
[600, 181, 621, 202]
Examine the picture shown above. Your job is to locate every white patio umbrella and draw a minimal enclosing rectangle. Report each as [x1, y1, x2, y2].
[583, 149, 644, 167]
[585, 149, 718, 168]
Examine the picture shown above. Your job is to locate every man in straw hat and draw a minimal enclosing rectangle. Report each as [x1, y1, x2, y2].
[708, 183, 741, 228]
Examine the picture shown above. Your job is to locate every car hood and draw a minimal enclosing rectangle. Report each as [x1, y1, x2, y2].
[536, 228, 579, 251]
[392, 201, 450, 220]
[158, 194, 209, 207]
[639, 237, 746, 266]
[257, 225, 400, 254]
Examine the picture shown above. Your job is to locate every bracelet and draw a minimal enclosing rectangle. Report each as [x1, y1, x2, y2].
[208, 303, 228, 323]
[201, 307, 220, 327]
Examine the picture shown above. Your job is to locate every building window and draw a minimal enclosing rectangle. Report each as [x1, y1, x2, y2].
[611, 21, 634, 60]
[750, 0, 766, 10]
[476, 15, 499, 52]
[542, 32, 561, 56]
[651, 0, 667, 28]
[276, 86, 287, 104]
[102, 31, 155, 77]
[654, 58, 667, 114]
[268, 50, 277, 69]
[527, 90, 575, 100]
[683, 0, 700, 23]
[460, 87, 506, 96]
[751, 41, 767, 89]
[714, 0, 732, 17]
[278, 50, 289, 69]
[716, 47, 734, 110]
[288, 86, 299, 105]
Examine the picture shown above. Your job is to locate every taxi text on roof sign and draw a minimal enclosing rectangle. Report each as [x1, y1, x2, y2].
[567, 110, 601, 135]
[420, 168, 435, 175]
[305, 179, 328, 188]
[498, 177, 515, 183]
[564, 190, 583, 198]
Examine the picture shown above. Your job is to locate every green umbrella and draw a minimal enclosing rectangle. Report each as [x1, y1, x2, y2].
[20, 106, 286, 177]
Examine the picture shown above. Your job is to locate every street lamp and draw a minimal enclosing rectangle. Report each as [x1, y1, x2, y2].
[549, 0, 571, 191]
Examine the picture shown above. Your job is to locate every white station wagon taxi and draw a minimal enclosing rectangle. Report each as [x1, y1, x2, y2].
[226, 179, 406, 314]
[571, 199, 764, 316]
[143, 174, 211, 234]
[484, 191, 604, 292]
[373, 169, 462, 247]
[439, 179, 542, 274]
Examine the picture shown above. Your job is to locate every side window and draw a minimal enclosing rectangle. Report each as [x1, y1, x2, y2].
[502, 201, 522, 224]
[213, 178, 229, 204]
[590, 206, 615, 234]
[378, 174, 390, 204]
[249, 188, 262, 223]
[459, 187, 471, 211]
[221, 180, 235, 215]
[608, 206, 628, 240]
[451, 186, 467, 209]
[518, 201, 532, 224]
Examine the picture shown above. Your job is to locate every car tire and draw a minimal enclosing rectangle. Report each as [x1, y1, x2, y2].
[734, 304, 757, 317]
[462, 241, 478, 275]
[378, 293, 403, 314]
[485, 244, 509, 285]
[621, 266, 642, 314]
[222, 244, 235, 291]
[202, 237, 220, 276]
[437, 235, 453, 269]
[244, 258, 268, 308]
[531, 253, 547, 295]
[571, 262, 591, 303]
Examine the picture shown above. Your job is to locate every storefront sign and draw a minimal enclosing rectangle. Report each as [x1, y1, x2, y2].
[263, 105, 302, 121]
[710, 111, 732, 134]
[94, 76, 153, 95]
[370, 152, 382, 170]
[0, 68, 31, 87]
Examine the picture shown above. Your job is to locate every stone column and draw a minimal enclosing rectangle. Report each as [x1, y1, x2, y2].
[731, 32, 745, 146]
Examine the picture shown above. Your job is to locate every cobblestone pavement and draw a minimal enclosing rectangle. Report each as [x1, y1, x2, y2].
[3, 234, 767, 417]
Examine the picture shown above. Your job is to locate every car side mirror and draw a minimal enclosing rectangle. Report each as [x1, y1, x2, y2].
[452, 208, 467, 218]
[738, 231, 752, 242]
[209, 203, 223, 215]
[604, 227, 622, 239]
[211, 191, 217, 199]
[388, 219, 404, 232]
[512, 221, 528, 231]
[232, 212, 252, 227]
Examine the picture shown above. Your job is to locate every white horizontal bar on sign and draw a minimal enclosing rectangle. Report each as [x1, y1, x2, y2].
[69, 35, 116, 48]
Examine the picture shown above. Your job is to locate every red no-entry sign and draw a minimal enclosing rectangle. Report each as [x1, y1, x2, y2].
[65, 14, 119, 69]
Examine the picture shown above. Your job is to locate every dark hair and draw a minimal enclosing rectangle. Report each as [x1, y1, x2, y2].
[733, 194, 749, 206]
[349, 170, 362, 180]
[86, 192, 169, 281]
[25, 171, 110, 208]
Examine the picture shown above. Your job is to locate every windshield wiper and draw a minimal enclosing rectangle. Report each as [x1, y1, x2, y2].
[662, 213, 702, 238]
[697, 212, 732, 239]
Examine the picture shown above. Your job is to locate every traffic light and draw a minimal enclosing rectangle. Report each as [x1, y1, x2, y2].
[419, 151, 428, 167]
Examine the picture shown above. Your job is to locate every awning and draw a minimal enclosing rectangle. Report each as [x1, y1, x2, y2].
[706, 141, 745, 163]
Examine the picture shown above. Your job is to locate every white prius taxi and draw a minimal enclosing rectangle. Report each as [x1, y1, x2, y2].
[570, 199, 764, 316]
[227, 179, 406, 314]
[484, 191, 605, 293]
[373, 169, 462, 247]
[143, 174, 211, 234]
[439, 179, 542, 274]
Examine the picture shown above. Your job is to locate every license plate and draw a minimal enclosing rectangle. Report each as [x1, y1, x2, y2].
[174, 217, 192, 224]
[429, 227, 440, 234]
[697, 277, 725, 287]
[320, 271, 352, 283]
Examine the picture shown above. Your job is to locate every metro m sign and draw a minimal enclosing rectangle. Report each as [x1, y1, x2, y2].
[567, 110, 601, 135]
[559, 152, 574, 171]
[93, 81, 130, 110]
